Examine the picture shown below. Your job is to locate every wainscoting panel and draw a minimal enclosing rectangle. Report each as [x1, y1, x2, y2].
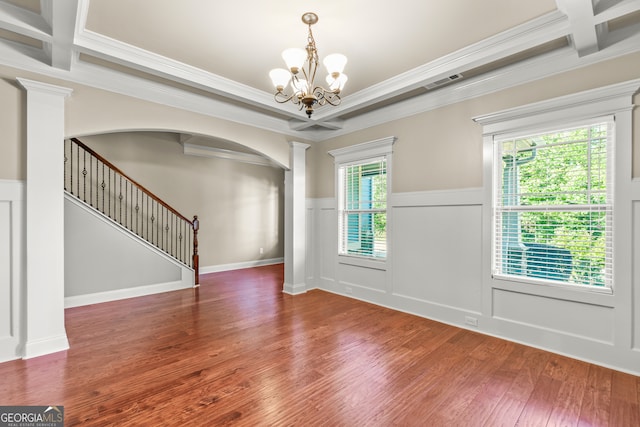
[0, 202, 11, 338]
[309, 181, 640, 374]
[0, 180, 23, 362]
[316, 201, 337, 290]
[392, 204, 482, 313]
[633, 199, 640, 350]
[336, 261, 387, 293]
[305, 205, 315, 287]
[493, 288, 614, 343]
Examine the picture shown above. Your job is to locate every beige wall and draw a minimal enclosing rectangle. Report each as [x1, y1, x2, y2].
[80, 132, 285, 267]
[0, 76, 25, 180]
[310, 52, 640, 198]
[0, 64, 292, 181]
[65, 85, 292, 169]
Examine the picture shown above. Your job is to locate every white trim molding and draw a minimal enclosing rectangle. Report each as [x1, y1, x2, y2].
[0, 180, 25, 363]
[475, 77, 640, 374]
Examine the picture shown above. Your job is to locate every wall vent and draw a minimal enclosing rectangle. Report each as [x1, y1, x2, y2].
[424, 73, 463, 90]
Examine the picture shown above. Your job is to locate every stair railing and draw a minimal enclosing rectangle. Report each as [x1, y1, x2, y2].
[64, 138, 200, 286]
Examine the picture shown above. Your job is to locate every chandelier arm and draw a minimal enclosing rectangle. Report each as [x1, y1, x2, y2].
[313, 87, 342, 107]
[274, 91, 300, 105]
[323, 94, 341, 106]
[270, 12, 345, 118]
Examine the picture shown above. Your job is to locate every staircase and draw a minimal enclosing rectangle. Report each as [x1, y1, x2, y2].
[64, 137, 199, 285]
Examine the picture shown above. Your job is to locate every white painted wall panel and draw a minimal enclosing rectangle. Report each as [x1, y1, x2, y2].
[337, 262, 386, 292]
[493, 288, 614, 343]
[309, 177, 639, 373]
[318, 206, 337, 287]
[633, 200, 640, 350]
[392, 205, 482, 312]
[0, 181, 22, 362]
[305, 206, 315, 287]
[0, 202, 11, 338]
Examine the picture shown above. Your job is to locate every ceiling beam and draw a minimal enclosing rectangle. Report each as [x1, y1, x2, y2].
[594, 0, 640, 22]
[556, 0, 600, 57]
[0, 0, 50, 41]
[289, 119, 344, 131]
[41, 0, 79, 70]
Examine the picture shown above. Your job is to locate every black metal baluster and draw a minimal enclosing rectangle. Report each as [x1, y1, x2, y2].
[70, 142, 74, 196]
[95, 155, 98, 207]
[108, 168, 111, 219]
[135, 188, 139, 235]
[119, 175, 123, 225]
[88, 155, 92, 206]
[64, 140, 68, 192]
[101, 163, 106, 214]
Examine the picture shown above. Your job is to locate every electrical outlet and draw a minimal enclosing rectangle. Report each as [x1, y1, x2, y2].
[345, 286, 353, 295]
[465, 316, 478, 327]
[259, 247, 264, 254]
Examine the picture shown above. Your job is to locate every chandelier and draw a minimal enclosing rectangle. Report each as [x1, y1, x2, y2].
[269, 12, 348, 118]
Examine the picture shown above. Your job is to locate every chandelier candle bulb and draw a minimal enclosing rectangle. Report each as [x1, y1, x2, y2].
[323, 53, 347, 75]
[269, 12, 347, 118]
[282, 48, 306, 74]
[269, 68, 291, 92]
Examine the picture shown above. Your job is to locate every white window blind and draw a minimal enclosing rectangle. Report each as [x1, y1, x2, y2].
[493, 120, 613, 288]
[338, 157, 387, 259]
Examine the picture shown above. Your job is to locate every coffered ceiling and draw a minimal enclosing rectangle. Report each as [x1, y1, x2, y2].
[1, 0, 639, 142]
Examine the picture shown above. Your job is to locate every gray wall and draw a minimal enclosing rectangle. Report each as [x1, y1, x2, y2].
[65, 196, 183, 298]
[79, 132, 285, 269]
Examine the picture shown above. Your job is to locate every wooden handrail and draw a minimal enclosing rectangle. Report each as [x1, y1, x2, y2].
[70, 138, 193, 226]
[68, 137, 199, 285]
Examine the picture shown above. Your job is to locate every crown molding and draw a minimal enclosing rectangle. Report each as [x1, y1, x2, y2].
[0, 39, 299, 137]
[1, 2, 639, 144]
[73, 28, 294, 116]
[312, 10, 571, 123]
[305, 28, 640, 141]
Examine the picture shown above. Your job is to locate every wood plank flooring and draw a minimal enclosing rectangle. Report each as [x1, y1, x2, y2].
[0, 264, 638, 426]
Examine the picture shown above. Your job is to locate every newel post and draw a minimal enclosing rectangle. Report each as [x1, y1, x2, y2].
[192, 215, 199, 287]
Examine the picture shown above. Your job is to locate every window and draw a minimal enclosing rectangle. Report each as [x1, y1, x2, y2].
[476, 79, 638, 297]
[338, 158, 387, 258]
[493, 119, 613, 288]
[329, 136, 395, 262]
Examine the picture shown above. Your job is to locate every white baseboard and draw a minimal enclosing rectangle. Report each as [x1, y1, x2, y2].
[65, 280, 191, 308]
[199, 257, 283, 275]
[23, 334, 70, 359]
[283, 282, 307, 295]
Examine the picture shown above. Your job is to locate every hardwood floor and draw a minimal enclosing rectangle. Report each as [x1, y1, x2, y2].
[1, 264, 638, 426]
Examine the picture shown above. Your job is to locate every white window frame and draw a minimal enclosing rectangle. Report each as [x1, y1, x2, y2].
[474, 79, 638, 302]
[329, 136, 396, 269]
[492, 117, 614, 289]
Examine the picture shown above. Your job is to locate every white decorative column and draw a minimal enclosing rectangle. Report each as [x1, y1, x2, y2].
[283, 141, 310, 295]
[17, 78, 73, 359]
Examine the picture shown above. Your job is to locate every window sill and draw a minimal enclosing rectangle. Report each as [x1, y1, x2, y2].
[338, 254, 387, 271]
[492, 274, 614, 307]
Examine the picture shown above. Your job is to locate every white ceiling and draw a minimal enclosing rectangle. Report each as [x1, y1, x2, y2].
[1, 0, 640, 142]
